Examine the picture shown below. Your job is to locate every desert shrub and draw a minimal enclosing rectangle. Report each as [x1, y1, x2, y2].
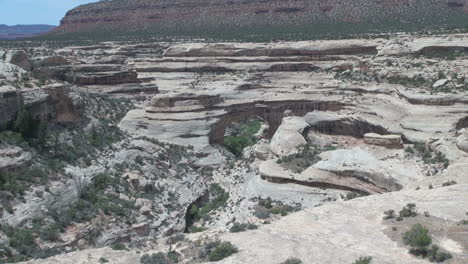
[140, 252, 178, 264]
[399, 203, 417, 218]
[428, 245, 452, 263]
[229, 222, 247, 233]
[281, 257, 303, 264]
[0, 166, 47, 196]
[205, 240, 238, 262]
[383, 209, 395, 220]
[2, 225, 58, 262]
[403, 224, 432, 256]
[247, 223, 258, 230]
[405, 146, 414, 154]
[352, 256, 372, 264]
[99, 257, 109, 263]
[270, 205, 296, 216]
[441, 181, 457, 187]
[346, 192, 360, 200]
[276, 144, 321, 173]
[414, 144, 449, 168]
[189, 226, 208, 233]
[229, 222, 258, 233]
[258, 197, 273, 209]
[110, 243, 127, 251]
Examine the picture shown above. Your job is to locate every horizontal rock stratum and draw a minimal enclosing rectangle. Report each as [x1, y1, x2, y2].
[53, 0, 468, 37]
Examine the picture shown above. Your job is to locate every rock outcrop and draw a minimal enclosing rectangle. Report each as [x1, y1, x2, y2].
[4, 50, 32, 71]
[313, 148, 403, 191]
[269, 116, 309, 157]
[364, 133, 403, 149]
[0, 86, 21, 128]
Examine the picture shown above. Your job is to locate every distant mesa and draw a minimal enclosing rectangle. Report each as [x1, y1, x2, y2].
[0, 24, 56, 40]
[51, 0, 468, 38]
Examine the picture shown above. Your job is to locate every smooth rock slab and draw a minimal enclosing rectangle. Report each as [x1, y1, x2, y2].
[313, 148, 402, 191]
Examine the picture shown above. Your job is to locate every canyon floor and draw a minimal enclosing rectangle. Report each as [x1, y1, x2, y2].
[0, 33, 467, 264]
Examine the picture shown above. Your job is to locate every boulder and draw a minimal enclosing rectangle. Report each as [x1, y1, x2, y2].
[433, 79, 449, 88]
[254, 140, 272, 160]
[4, 50, 32, 71]
[456, 129, 468, 153]
[364, 133, 403, 149]
[270, 116, 309, 157]
[132, 223, 150, 237]
[139, 205, 151, 215]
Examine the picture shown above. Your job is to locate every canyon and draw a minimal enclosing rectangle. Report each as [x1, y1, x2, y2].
[0, 19, 467, 264]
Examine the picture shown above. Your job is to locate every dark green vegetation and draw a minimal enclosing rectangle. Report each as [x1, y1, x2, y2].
[204, 240, 238, 262]
[0, 95, 133, 202]
[1, 172, 135, 262]
[383, 209, 396, 220]
[0, 96, 177, 263]
[413, 144, 449, 169]
[276, 144, 324, 173]
[403, 224, 452, 262]
[185, 184, 229, 232]
[254, 197, 301, 219]
[442, 180, 457, 187]
[352, 256, 372, 264]
[382, 203, 418, 221]
[399, 203, 418, 219]
[224, 120, 261, 157]
[140, 252, 179, 264]
[281, 257, 303, 264]
[229, 222, 258, 233]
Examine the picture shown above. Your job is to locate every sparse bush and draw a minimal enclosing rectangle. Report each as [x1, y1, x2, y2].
[403, 224, 432, 256]
[110, 243, 127, 251]
[281, 257, 303, 264]
[352, 256, 372, 264]
[441, 181, 457, 187]
[140, 252, 178, 264]
[229, 222, 258, 233]
[229, 222, 247, 233]
[346, 192, 360, 200]
[399, 203, 417, 218]
[428, 245, 452, 263]
[206, 241, 238, 262]
[405, 146, 414, 154]
[276, 144, 321, 173]
[383, 209, 395, 220]
[189, 226, 208, 233]
[99, 257, 109, 263]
